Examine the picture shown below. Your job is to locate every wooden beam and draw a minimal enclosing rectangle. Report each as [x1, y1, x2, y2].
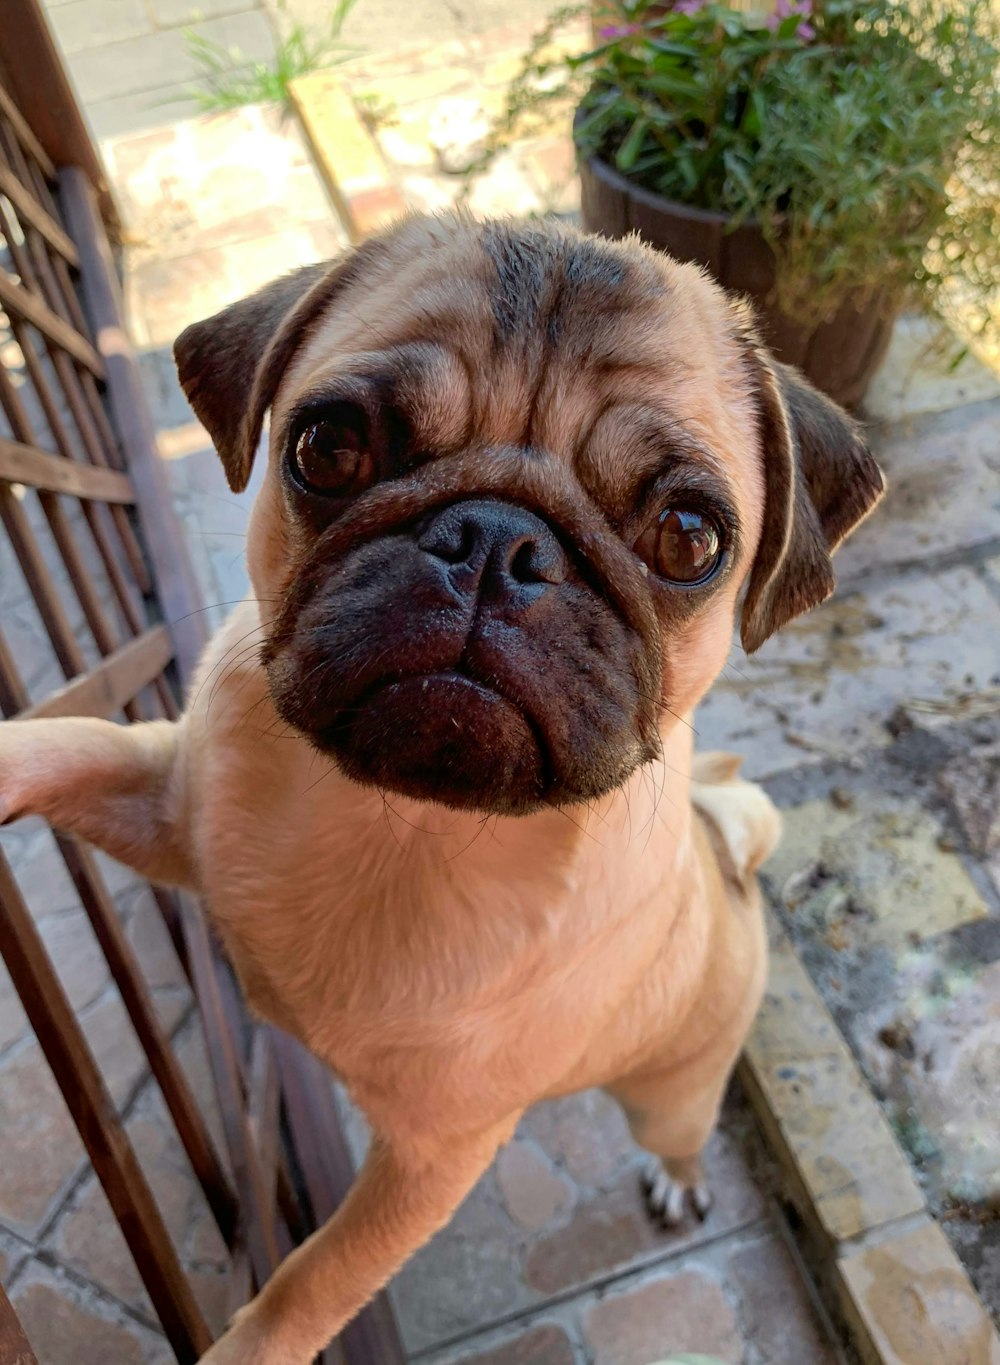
[272, 1033, 407, 1365]
[22, 626, 173, 721]
[0, 158, 78, 266]
[0, 852, 212, 1362]
[59, 169, 208, 687]
[0, 3, 119, 233]
[178, 893, 282, 1291]
[0, 267, 103, 375]
[0, 436, 134, 503]
[0, 81, 55, 181]
[57, 836, 239, 1248]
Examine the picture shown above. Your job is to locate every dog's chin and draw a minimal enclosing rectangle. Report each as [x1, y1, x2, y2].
[300, 672, 548, 816]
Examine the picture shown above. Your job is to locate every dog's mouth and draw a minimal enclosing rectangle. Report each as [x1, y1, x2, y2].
[319, 670, 548, 814]
[263, 495, 662, 816]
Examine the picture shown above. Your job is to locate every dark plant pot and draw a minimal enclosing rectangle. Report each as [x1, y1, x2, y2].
[579, 152, 897, 409]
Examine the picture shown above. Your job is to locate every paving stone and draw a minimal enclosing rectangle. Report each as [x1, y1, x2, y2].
[11, 1260, 166, 1365]
[765, 790, 988, 948]
[125, 892, 189, 992]
[865, 960, 1000, 1207]
[836, 398, 1000, 580]
[0, 1037, 86, 1236]
[377, 107, 438, 168]
[86, 88, 206, 142]
[45, 1176, 150, 1315]
[863, 314, 1000, 424]
[699, 564, 1000, 780]
[391, 1174, 527, 1353]
[0, 1227, 31, 1284]
[151, 0, 259, 22]
[79, 992, 147, 1107]
[524, 1186, 647, 1297]
[495, 1139, 575, 1231]
[443, 1323, 578, 1365]
[48, 0, 151, 54]
[4, 822, 81, 920]
[520, 1090, 635, 1189]
[727, 1231, 838, 1364]
[743, 927, 925, 1246]
[836, 1219, 1000, 1365]
[583, 1269, 742, 1365]
[110, 108, 334, 259]
[69, 12, 275, 104]
[40, 911, 111, 1013]
[524, 1119, 765, 1297]
[940, 741, 1000, 856]
[0, 955, 28, 1056]
[346, 183, 409, 237]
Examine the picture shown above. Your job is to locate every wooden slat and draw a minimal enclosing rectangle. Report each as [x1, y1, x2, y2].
[247, 1028, 281, 1211]
[21, 626, 172, 721]
[178, 893, 282, 1290]
[0, 436, 133, 503]
[0, 265, 102, 375]
[0, 333, 155, 719]
[57, 836, 239, 1248]
[0, 852, 212, 1363]
[273, 1034, 408, 1365]
[0, 483, 85, 680]
[0, 82, 54, 181]
[60, 169, 208, 686]
[0, 1, 119, 232]
[0, 1279, 38, 1365]
[0, 157, 79, 265]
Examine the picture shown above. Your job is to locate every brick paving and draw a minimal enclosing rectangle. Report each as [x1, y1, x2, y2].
[0, 5, 997, 1360]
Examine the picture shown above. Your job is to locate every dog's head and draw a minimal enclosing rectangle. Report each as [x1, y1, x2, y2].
[175, 216, 883, 816]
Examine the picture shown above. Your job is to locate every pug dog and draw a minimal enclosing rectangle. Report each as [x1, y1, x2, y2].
[0, 215, 883, 1364]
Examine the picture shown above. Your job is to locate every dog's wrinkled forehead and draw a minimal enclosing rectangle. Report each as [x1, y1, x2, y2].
[271, 219, 758, 512]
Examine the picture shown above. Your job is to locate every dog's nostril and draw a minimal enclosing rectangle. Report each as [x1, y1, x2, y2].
[509, 537, 563, 586]
[438, 523, 476, 564]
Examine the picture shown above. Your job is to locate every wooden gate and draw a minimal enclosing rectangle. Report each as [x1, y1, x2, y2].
[0, 6, 405, 1362]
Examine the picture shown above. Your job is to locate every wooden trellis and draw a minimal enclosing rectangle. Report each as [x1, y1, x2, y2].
[0, 7, 405, 1363]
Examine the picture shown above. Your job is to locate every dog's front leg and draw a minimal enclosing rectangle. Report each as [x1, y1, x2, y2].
[200, 1122, 515, 1365]
[0, 717, 196, 887]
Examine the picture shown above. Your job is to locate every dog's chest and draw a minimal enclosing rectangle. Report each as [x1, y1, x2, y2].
[188, 719, 689, 1114]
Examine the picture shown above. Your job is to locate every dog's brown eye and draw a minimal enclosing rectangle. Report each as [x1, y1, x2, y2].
[292, 418, 372, 496]
[640, 508, 722, 585]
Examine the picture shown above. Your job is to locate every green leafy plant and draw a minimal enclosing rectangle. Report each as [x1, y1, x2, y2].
[484, 0, 1000, 335]
[181, 0, 360, 112]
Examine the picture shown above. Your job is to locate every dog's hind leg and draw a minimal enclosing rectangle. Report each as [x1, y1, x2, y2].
[606, 1064, 731, 1228]
[198, 1120, 515, 1364]
[0, 717, 196, 887]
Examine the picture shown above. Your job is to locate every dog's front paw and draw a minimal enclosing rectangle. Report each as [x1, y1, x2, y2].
[641, 1156, 712, 1228]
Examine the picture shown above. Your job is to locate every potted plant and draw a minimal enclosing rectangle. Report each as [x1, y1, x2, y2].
[483, 0, 1000, 406]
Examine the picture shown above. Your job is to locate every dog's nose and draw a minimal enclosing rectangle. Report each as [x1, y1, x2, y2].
[419, 499, 568, 599]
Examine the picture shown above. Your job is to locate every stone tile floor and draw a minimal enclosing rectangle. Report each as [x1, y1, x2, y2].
[1, 5, 997, 1359]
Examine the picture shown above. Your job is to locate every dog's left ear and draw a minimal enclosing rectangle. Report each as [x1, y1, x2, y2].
[739, 342, 886, 653]
[173, 240, 388, 493]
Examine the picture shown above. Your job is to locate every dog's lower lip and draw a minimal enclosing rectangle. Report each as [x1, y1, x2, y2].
[318, 670, 551, 813]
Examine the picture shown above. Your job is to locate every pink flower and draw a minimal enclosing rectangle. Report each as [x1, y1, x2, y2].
[599, 22, 642, 38]
[766, 0, 815, 39]
[674, 0, 706, 13]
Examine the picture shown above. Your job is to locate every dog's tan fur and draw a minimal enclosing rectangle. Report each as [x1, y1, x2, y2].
[0, 216, 883, 1364]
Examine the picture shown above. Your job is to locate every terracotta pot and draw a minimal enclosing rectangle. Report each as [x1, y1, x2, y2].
[579, 151, 897, 408]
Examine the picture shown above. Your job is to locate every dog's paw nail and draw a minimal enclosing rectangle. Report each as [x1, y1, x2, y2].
[640, 1160, 660, 1197]
[691, 1183, 713, 1220]
[661, 1180, 687, 1227]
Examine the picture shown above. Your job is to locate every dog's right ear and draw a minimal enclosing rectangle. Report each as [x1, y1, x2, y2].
[174, 253, 364, 493]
